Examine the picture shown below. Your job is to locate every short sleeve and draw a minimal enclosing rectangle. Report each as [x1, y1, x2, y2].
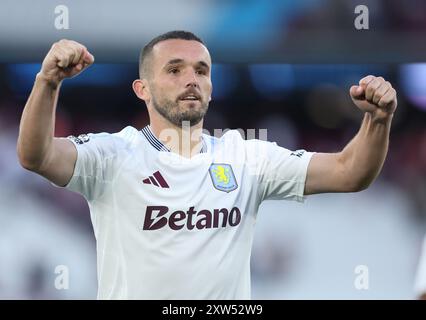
[52, 132, 124, 201]
[246, 139, 315, 203]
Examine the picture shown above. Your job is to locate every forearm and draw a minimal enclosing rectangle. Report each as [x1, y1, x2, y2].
[339, 112, 393, 190]
[17, 73, 61, 169]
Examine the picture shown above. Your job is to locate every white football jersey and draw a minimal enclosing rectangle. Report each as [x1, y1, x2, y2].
[56, 125, 314, 299]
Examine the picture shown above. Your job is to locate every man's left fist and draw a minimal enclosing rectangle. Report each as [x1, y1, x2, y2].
[350, 75, 397, 122]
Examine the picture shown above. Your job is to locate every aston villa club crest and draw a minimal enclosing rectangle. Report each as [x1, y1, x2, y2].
[209, 163, 238, 193]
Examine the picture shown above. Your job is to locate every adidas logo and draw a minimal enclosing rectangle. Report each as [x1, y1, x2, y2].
[143, 171, 169, 188]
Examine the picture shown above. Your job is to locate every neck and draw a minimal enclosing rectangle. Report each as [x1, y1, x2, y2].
[149, 113, 204, 158]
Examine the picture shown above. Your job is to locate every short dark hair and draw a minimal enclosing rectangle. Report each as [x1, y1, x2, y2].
[139, 30, 205, 79]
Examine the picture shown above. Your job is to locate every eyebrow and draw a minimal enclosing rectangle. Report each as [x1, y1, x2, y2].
[165, 58, 184, 66]
[164, 59, 210, 70]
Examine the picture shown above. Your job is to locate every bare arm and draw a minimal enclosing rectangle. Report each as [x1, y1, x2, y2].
[17, 39, 94, 187]
[305, 75, 397, 194]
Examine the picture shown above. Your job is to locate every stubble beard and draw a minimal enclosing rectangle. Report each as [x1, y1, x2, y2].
[151, 94, 209, 128]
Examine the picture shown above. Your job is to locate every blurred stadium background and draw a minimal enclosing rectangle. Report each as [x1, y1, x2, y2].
[0, 0, 426, 299]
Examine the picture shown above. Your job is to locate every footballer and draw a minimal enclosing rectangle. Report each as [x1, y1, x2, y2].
[17, 31, 397, 299]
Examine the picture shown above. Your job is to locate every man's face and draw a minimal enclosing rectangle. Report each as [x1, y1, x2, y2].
[146, 39, 213, 127]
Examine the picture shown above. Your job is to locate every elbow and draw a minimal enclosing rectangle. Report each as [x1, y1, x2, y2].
[350, 177, 374, 192]
[17, 155, 38, 172]
[19, 160, 40, 172]
[352, 182, 369, 193]
[16, 145, 42, 172]
[338, 155, 377, 192]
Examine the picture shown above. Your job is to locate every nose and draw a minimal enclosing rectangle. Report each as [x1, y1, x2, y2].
[184, 70, 199, 88]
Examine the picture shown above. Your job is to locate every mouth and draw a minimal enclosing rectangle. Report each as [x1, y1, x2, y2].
[178, 93, 201, 102]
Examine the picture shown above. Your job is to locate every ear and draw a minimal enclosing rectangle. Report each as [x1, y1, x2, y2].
[132, 79, 150, 102]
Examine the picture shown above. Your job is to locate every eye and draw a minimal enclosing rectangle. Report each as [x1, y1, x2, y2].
[168, 68, 179, 74]
[196, 69, 207, 75]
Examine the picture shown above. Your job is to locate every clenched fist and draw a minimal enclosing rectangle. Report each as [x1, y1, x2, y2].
[350, 75, 397, 122]
[38, 39, 94, 86]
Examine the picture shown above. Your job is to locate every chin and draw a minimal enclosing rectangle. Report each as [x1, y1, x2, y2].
[180, 100, 199, 108]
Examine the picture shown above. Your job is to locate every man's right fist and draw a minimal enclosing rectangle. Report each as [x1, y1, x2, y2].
[39, 39, 94, 86]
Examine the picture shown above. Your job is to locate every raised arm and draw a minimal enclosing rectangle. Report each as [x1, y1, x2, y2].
[17, 39, 94, 186]
[304, 75, 397, 195]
